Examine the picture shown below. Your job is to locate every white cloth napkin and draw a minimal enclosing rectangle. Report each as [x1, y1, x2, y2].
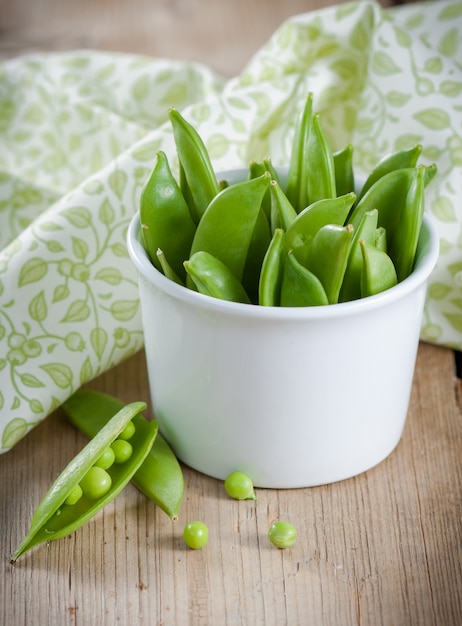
[1, 0, 461, 451]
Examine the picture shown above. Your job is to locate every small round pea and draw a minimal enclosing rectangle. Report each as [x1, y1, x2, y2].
[224, 471, 256, 500]
[64, 484, 83, 506]
[79, 466, 112, 500]
[94, 446, 116, 470]
[183, 521, 209, 550]
[111, 439, 133, 464]
[268, 521, 297, 549]
[118, 421, 136, 440]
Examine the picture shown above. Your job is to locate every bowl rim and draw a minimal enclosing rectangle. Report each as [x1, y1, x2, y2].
[127, 205, 439, 321]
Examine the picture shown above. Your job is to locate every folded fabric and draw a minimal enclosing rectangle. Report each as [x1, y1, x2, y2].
[1, 0, 461, 451]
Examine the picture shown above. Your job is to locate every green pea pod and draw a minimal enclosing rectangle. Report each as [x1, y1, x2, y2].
[169, 108, 220, 222]
[285, 92, 313, 212]
[356, 144, 422, 202]
[189, 172, 271, 299]
[360, 240, 398, 297]
[184, 250, 251, 303]
[306, 112, 336, 205]
[249, 161, 271, 223]
[269, 179, 297, 231]
[12, 401, 156, 560]
[306, 224, 354, 304]
[340, 209, 378, 303]
[259, 228, 285, 306]
[390, 164, 426, 281]
[263, 157, 281, 185]
[140, 150, 196, 281]
[285, 192, 356, 268]
[333, 144, 355, 197]
[374, 226, 387, 252]
[62, 390, 184, 521]
[280, 250, 329, 307]
[156, 249, 183, 285]
[348, 167, 415, 233]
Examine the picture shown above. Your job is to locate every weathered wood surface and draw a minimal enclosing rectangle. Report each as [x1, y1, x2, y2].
[1, 1, 461, 625]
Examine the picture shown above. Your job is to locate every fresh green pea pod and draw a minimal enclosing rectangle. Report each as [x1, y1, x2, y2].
[374, 226, 387, 252]
[280, 250, 329, 307]
[348, 167, 416, 233]
[189, 172, 271, 299]
[12, 401, 156, 560]
[249, 161, 271, 223]
[356, 144, 422, 202]
[285, 192, 356, 268]
[389, 164, 426, 281]
[269, 179, 297, 231]
[360, 240, 398, 297]
[306, 112, 336, 206]
[184, 251, 251, 303]
[259, 228, 285, 306]
[169, 108, 220, 222]
[306, 224, 354, 304]
[285, 92, 313, 212]
[340, 209, 378, 303]
[156, 249, 183, 285]
[333, 144, 355, 197]
[263, 157, 282, 186]
[140, 150, 196, 281]
[62, 390, 184, 521]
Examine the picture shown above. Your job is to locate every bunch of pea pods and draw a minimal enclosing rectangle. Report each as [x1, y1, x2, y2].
[140, 93, 436, 307]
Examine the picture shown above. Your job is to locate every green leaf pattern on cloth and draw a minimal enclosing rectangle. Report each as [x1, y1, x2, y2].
[0, 0, 461, 450]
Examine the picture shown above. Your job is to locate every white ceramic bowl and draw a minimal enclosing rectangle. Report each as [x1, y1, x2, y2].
[127, 173, 439, 488]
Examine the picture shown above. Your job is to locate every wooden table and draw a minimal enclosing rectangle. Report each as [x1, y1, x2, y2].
[1, 1, 461, 625]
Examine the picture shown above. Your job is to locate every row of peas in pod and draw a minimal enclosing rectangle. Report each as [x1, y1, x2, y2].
[140, 92, 437, 306]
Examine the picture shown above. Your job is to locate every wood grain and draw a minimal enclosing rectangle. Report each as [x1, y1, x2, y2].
[1, 1, 462, 624]
[2, 343, 462, 626]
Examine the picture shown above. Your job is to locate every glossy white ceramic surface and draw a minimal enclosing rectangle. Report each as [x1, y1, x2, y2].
[127, 183, 439, 488]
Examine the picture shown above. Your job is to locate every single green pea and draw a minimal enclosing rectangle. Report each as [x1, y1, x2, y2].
[111, 439, 133, 464]
[183, 521, 209, 550]
[64, 484, 83, 506]
[184, 251, 251, 304]
[224, 471, 256, 500]
[94, 446, 116, 470]
[268, 521, 297, 549]
[118, 420, 136, 441]
[79, 467, 112, 500]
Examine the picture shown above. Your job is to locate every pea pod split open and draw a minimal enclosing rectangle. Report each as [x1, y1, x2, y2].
[62, 390, 184, 522]
[12, 401, 157, 561]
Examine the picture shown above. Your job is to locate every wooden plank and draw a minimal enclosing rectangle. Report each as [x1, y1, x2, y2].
[1, 0, 395, 76]
[2, 343, 461, 625]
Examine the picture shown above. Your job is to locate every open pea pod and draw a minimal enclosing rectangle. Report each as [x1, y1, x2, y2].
[280, 250, 328, 307]
[340, 209, 379, 303]
[185, 250, 251, 303]
[259, 228, 285, 306]
[285, 192, 356, 268]
[356, 144, 422, 202]
[189, 172, 271, 301]
[62, 390, 184, 521]
[140, 150, 196, 282]
[306, 224, 354, 304]
[12, 402, 157, 561]
[360, 240, 398, 297]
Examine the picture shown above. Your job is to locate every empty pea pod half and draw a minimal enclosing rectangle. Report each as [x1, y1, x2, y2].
[12, 401, 157, 561]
